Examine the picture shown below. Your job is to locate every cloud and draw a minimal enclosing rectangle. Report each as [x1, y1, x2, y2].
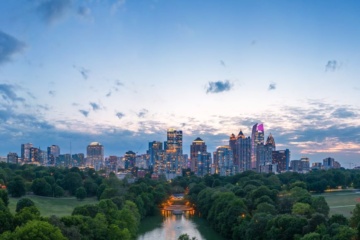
[325, 60, 339, 71]
[116, 112, 125, 119]
[79, 109, 89, 117]
[115, 80, 124, 86]
[89, 102, 101, 111]
[220, 60, 226, 67]
[106, 91, 111, 97]
[37, 0, 72, 24]
[73, 65, 89, 80]
[268, 83, 276, 91]
[77, 6, 91, 18]
[206, 80, 233, 94]
[137, 109, 148, 118]
[111, 0, 126, 14]
[0, 84, 25, 103]
[48, 90, 56, 96]
[0, 31, 25, 64]
[332, 107, 357, 118]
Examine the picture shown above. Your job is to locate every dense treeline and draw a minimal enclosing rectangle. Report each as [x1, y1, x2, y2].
[171, 170, 360, 240]
[0, 162, 171, 239]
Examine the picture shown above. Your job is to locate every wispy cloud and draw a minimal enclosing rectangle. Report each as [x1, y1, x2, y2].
[137, 109, 148, 118]
[220, 60, 226, 67]
[89, 102, 101, 111]
[77, 6, 91, 19]
[111, 0, 126, 14]
[332, 107, 357, 118]
[116, 112, 125, 119]
[268, 82, 276, 91]
[48, 90, 56, 96]
[37, 0, 71, 24]
[206, 80, 233, 94]
[79, 109, 89, 117]
[0, 84, 25, 103]
[0, 31, 25, 64]
[325, 60, 340, 71]
[73, 65, 89, 80]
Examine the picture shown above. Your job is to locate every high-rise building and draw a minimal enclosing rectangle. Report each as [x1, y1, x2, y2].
[165, 128, 183, 154]
[29, 147, 41, 163]
[47, 145, 60, 166]
[197, 152, 212, 176]
[86, 142, 104, 170]
[72, 153, 85, 167]
[272, 149, 290, 172]
[235, 131, 251, 173]
[21, 143, 33, 162]
[7, 152, 18, 164]
[229, 133, 237, 165]
[148, 141, 163, 167]
[257, 134, 276, 172]
[213, 146, 234, 176]
[124, 151, 136, 170]
[251, 123, 264, 170]
[190, 137, 207, 172]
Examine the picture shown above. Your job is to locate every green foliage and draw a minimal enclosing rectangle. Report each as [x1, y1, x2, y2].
[64, 172, 83, 195]
[31, 178, 52, 196]
[75, 187, 87, 201]
[292, 202, 314, 218]
[16, 198, 35, 213]
[10, 220, 66, 240]
[0, 199, 14, 234]
[14, 206, 41, 226]
[311, 196, 329, 217]
[7, 176, 26, 197]
[0, 190, 9, 206]
[350, 203, 360, 227]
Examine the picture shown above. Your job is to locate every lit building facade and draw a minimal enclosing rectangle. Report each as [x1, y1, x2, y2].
[148, 141, 163, 168]
[272, 149, 290, 172]
[124, 151, 136, 170]
[21, 143, 33, 162]
[86, 142, 104, 170]
[251, 123, 264, 170]
[235, 131, 251, 173]
[47, 145, 60, 166]
[213, 146, 234, 176]
[7, 152, 18, 164]
[190, 137, 207, 172]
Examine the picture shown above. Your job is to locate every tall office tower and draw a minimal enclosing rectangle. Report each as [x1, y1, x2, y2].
[272, 149, 290, 172]
[47, 145, 60, 166]
[323, 157, 335, 170]
[165, 128, 183, 154]
[29, 147, 40, 162]
[213, 146, 234, 176]
[21, 143, 33, 162]
[7, 152, 18, 164]
[86, 142, 104, 170]
[300, 157, 310, 172]
[148, 141, 163, 167]
[72, 153, 85, 167]
[124, 151, 136, 170]
[235, 131, 251, 173]
[229, 133, 237, 165]
[257, 133, 276, 171]
[251, 123, 264, 170]
[190, 137, 207, 172]
[197, 152, 212, 176]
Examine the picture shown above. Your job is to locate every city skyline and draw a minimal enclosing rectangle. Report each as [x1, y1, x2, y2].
[0, 1, 360, 166]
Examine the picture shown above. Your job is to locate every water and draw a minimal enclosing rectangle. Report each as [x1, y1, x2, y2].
[137, 211, 225, 240]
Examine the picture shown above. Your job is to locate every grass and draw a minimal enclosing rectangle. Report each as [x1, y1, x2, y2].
[314, 190, 360, 218]
[9, 195, 98, 217]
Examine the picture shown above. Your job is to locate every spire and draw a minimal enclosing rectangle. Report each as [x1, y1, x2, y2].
[237, 129, 246, 139]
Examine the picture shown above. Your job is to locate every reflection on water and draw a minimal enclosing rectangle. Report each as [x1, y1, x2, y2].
[137, 210, 224, 240]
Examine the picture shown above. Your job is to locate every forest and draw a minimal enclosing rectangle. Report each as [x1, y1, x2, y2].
[1, 162, 360, 239]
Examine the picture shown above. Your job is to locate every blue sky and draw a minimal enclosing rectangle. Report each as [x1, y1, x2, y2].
[1, 0, 360, 166]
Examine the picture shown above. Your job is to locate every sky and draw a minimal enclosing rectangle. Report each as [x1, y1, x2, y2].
[0, 0, 360, 167]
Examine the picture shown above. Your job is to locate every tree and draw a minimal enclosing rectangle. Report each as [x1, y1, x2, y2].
[178, 233, 198, 240]
[0, 189, 9, 206]
[14, 206, 40, 226]
[311, 196, 329, 217]
[16, 198, 35, 213]
[63, 172, 83, 195]
[53, 184, 64, 197]
[7, 176, 26, 197]
[75, 187, 87, 201]
[350, 203, 360, 227]
[31, 178, 52, 196]
[0, 199, 14, 234]
[292, 202, 314, 218]
[10, 220, 66, 240]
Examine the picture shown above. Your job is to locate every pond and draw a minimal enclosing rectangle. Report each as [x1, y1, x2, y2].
[137, 211, 225, 240]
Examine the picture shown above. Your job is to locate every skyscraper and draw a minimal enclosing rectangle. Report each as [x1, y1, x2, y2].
[148, 141, 163, 167]
[190, 137, 208, 173]
[165, 128, 183, 154]
[47, 145, 60, 166]
[251, 123, 264, 170]
[272, 149, 290, 172]
[86, 142, 104, 170]
[235, 130, 251, 173]
[7, 152, 18, 164]
[21, 143, 33, 162]
[213, 146, 234, 176]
